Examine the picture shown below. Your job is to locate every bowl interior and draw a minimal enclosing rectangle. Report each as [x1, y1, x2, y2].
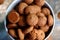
[42, 2, 53, 38]
[4, 1, 54, 40]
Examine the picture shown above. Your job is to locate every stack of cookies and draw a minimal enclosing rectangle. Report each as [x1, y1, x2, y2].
[6, 0, 54, 40]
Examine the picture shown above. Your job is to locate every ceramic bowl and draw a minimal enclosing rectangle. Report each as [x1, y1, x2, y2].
[4, 0, 55, 40]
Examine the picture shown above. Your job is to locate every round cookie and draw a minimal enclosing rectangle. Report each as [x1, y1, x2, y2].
[36, 30, 45, 40]
[33, 5, 41, 13]
[7, 24, 17, 29]
[18, 16, 26, 26]
[35, 0, 45, 6]
[29, 29, 37, 40]
[24, 0, 33, 4]
[42, 8, 50, 16]
[40, 25, 49, 32]
[25, 5, 40, 14]
[48, 15, 53, 26]
[38, 15, 47, 27]
[27, 14, 38, 26]
[8, 10, 20, 23]
[18, 2, 28, 14]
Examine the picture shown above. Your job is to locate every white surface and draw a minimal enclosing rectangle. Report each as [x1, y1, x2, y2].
[46, 0, 60, 40]
[0, 0, 13, 22]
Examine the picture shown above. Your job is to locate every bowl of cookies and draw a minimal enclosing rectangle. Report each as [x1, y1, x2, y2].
[4, 0, 55, 40]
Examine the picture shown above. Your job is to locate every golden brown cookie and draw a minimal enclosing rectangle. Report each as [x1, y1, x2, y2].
[18, 2, 28, 14]
[48, 15, 54, 26]
[38, 16, 47, 27]
[24, 0, 34, 4]
[0, 0, 4, 4]
[8, 10, 20, 23]
[8, 29, 17, 38]
[40, 25, 49, 32]
[42, 8, 50, 16]
[27, 14, 38, 26]
[25, 6, 36, 14]
[36, 30, 45, 40]
[18, 29, 24, 40]
[18, 16, 26, 26]
[32, 5, 41, 13]
[25, 5, 41, 14]
[7, 24, 17, 29]
[29, 29, 37, 40]
[23, 26, 34, 34]
[35, 0, 45, 6]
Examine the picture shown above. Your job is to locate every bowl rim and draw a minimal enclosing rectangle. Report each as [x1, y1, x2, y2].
[4, 1, 55, 40]
[44, 1, 55, 40]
